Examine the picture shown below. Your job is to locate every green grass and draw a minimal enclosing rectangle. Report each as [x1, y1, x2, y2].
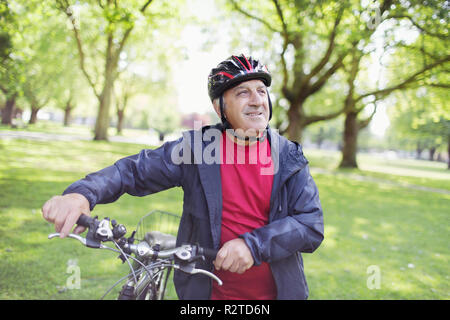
[304, 148, 450, 191]
[302, 148, 450, 299]
[0, 134, 449, 300]
[0, 120, 149, 138]
[0, 137, 183, 300]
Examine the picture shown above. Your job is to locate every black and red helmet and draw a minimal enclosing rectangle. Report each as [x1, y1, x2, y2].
[208, 54, 273, 126]
[208, 54, 272, 101]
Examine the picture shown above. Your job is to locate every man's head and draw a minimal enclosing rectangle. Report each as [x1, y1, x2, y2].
[208, 55, 272, 135]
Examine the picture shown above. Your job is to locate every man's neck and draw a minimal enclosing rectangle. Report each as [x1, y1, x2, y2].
[225, 129, 266, 146]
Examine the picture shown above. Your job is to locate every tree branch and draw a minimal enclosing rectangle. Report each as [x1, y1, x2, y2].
[0, 84, 7, 95]
[396, 42, 444, 61]
[111, 0, 154, 74]
[426, 83, 450, 89]
[271, 0, 290, 87]
[140, 0, 154, 12]
[307, 51, 347, 96]
[304, 108, 344, 126]
[57, 0, 100, 98]
[271, 0, 289, 38]
[229, 0, 282, 34]
[357, 102, 378, 130]
[388, 14, 448, 39]
[307, 4, 345, 80]
[355, 55, 450, 102]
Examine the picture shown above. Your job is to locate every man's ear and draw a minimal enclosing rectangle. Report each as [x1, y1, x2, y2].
[212, 98, 221, 118]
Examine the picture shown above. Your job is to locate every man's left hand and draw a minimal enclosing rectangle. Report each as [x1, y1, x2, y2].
[213, 238, 254, 274]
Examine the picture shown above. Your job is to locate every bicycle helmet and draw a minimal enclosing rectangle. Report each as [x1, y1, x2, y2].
[208, 54, 273, 126]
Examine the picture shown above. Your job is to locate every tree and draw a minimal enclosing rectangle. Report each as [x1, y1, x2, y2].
[387, 87, 450, 168]
[1, 0, 83, 126]
[20, 12, 69, 124]
[55, 0, 179, 141]
[112, 72, 142, 134]
[227, 0, 367, 142]
[338, 47, 448, 167]
[0, 0, 22, 125]
[54, 64, 88, 127]
[304, 116, 343, 149]
[338, 0, 449, 168]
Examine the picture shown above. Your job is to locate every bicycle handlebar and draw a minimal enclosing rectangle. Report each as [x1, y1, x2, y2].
[77, 214, 94, 228]
[48, 230, 223, 286]
[49, 214, 221, 284]
[198, 247, 219, 260]
[74, 214, 218, 259]
[48, 231, 216, 261]
[47, 212, 225, 297]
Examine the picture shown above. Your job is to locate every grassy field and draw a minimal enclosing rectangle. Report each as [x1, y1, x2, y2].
[0, 127, 449, 300]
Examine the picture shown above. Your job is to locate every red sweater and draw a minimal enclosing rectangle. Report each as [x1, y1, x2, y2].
[211, 132, 277, 300]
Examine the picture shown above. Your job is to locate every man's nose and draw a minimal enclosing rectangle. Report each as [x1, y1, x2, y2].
[248, 90, 265, 106]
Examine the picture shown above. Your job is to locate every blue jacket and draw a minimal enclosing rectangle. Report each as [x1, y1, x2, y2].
[64, 124, 324, 300]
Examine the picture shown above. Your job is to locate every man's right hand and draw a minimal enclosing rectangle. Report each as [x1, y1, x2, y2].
[42, 193, 91, 238]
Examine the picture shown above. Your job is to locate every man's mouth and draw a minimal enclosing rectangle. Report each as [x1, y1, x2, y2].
[244, 112, 263, 117]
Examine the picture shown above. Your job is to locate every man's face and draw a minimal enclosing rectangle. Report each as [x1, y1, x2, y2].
[218, 79, 270, 134]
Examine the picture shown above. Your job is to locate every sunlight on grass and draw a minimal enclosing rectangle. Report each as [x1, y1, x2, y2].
[306, 148, 450, 191]
[359, 161, 449, 180]
[322, 225, 338, 249]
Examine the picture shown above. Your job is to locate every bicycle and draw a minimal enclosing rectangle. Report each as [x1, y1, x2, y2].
[48, 210, 222, 300]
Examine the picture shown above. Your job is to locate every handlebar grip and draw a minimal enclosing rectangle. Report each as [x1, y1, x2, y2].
[200, 247, 218, 260]
[77, 214, 94, 228]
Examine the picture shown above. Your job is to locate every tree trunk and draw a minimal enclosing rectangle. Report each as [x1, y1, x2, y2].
[429, 147, 436, 161]
[94, 93, 111, 140]
[286, 103, 304, 142]
[93, 33, 116, 141]
[116, 109, 124, 135]
[447, 135, 450, 170]
[416, 143, 423, 159]
[316, 128, 324, 149]
[158, 131, 165, 142]
[339, 111, 359, 168]
[1, 95, 16, 125]
[64, 100, 73, 126]
[94, 63, 114, 140]
[28, 107, 39, 124]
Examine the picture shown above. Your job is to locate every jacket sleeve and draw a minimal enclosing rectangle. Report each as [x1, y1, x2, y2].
[240, 165, 324, 265]
[62, 138, 184, 210]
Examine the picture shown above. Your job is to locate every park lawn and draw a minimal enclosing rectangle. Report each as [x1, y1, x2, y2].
[303, 148, 449, 299]
[0, 121, 153, 141]
[304, 148, 450, 191]
[0, 137, 449, 299]
[0, 137, 183, 299]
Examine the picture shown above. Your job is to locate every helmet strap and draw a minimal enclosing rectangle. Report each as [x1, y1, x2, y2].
[268, 90, 272, 121]
[219, 94, 270, 143]
[227, 128, 267, 143]
[219, 95, 227, 125]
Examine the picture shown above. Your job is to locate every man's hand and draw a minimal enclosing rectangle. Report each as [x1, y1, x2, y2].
[42, 193, 90, 238]
[213, 238, 254, 274]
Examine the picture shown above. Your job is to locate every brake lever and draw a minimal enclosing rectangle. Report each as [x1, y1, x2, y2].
[190, 268, 223, 286]
[48, 233, 109, 249]
[173, 263, 223, 286]
[49, 233, 87, 245]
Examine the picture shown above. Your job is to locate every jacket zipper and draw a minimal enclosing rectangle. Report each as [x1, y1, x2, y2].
[269, 167, 302, 222]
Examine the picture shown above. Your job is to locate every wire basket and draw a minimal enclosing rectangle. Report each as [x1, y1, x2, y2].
[134, 210, 181, 242]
